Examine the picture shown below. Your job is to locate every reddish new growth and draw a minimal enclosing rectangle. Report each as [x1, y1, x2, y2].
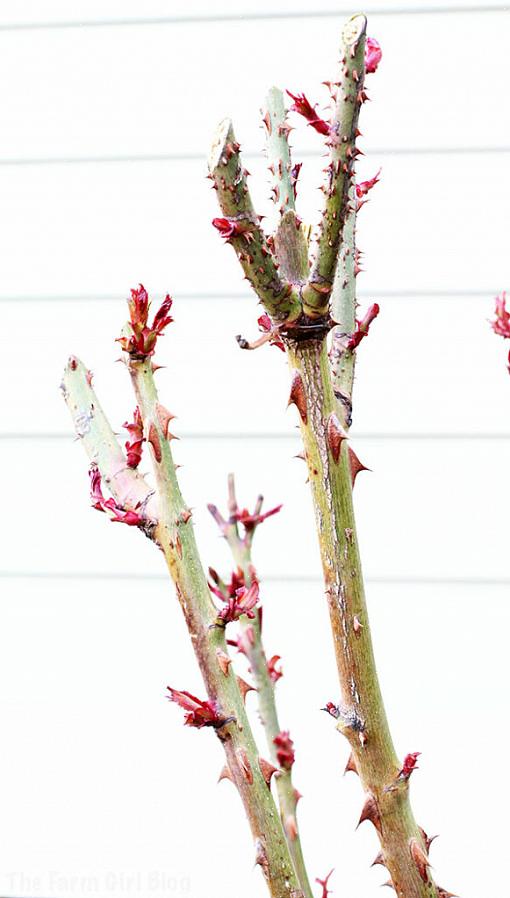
[123, 407, 144, 468]
[166, 688, 228, 729]
[273, 730, 295, 770]
[365, 36, 382, 74]
[267, 654, 283, 684]
[356, 169, 381, 209]
[345, 303, 380, 351]
[322, 702, 340, 719]
[208, 566, 246, 602]
[227, 624, 256, 658]
[398, 752, 421, 780]
[233, 503, 283, 533]
[316, 869, 334, 898]
[117, 284, 173, 358]
[286, 90, 330, 136]
[216, 580, 260, 626]
[212, 217, 255, 242]
[490, 292, 510, 372]
[258, 313, 285, 352]
[89, 464, 144, 526]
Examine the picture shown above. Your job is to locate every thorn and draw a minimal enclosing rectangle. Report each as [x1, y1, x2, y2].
[349, 446, 370, 485]
[218, 764, 234, 784]
[409, 838, 431, 883]
[254, 838, 269, 877]
[216, 649, 231, 676]
[284, 814, 298, 841]
[288, 371, 308, 424]
[418, 827, 438, 854]
[156, 402, 176, 439]
[372, 852, 386, 868]
[259, 757, 278, 786]
[357, 794, 381, 833]
[437, 889, 457, 898]
[148, 422, 162, 463]
[381, 881, 395, 890]
[327, 412, 348, 463]
[262, 111, 272, 135]
[344, 752, 358, 775]
[151, 362, 166, 373]
[237, 675, 256, 703]
[294, 451, 306, 461]
[179, 508, 192, 524]
[237, 748, 253, 784]
[294, 788, 303, 804]
[353, 615, 363, 634]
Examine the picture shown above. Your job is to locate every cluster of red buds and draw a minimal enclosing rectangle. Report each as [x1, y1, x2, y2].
[398, 751, 421, 781]
[208, 566, 246, 602]
[345, 303, 380, 351]
[166, 688, 231, 729]
[89, 464, 144, 526]
[123, 407, 144, 468]
[490, 292, 510, 372]
[365, 36, 382, 74]
[273, 730, 295, 770]
[212, 217, 256, 242]
[214, 579, 261, 627]
[117, 284, 173, 358]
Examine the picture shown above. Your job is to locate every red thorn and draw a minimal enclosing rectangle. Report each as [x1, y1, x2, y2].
[148, 422, 162, 463]
[381, 881, 395, 890]
[344, 752, 358, 775]
[372, 851, 386, 868]
[237, 675, 256, 703]
[284, 814, 298, 841]
[349, 446, 370, 485]
[262, 111, 272, 135]
[218, 764, 234, 784]
[156, 402, 176, 439]
[357, 794, 381, 833]
[288, 371, 308, 424]
[327, 413, 348, 463]
[259, 757, 278, 786]
[437, 889, 457, 898]
[419, 827, 439, 853]
[237, 748, 253, 784]
[179, 508, 192, 524]
[409, 838, 431, 883]
[294, 788, 303, 804]
[216, 649, 231, 676]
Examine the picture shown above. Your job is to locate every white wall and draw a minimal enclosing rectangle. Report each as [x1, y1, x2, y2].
[0, 3, 509, 898]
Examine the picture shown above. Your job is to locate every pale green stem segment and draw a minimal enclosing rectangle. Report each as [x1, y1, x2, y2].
[60, 356, 159, 522]
[329, 178, 358, 429]
[61, 357, 304, 898]
[284, 337, 438, 898]
[265, 87, 296, 215]
[213, 478, 313, 898]
[302, 14, 367, 318]
[208, 118, 301, 323]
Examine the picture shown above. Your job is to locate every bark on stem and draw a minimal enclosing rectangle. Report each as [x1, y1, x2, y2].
[62, 357, 303, 898]
[127, 359, 303, 898]
[284, 337, 438, 898]
[212, 479, 313, 898]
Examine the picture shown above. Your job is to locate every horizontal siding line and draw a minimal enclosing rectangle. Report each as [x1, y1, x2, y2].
[0, 146, 509, 166]
[2, 432, 509, 442]
[0, 6, 505, 31]
[0, 289, 499, 304]
[0, 571, 508, 587]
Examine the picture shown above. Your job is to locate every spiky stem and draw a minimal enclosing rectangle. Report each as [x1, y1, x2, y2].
[329, 178, 357, 429]
[264, 87, 296, 216]
[62, 357, 304, 898]
[209, 476, 313, 898]
[301, 15, 367, 318]
[208, 119, 301, 323]
[285, 336, 438, 898]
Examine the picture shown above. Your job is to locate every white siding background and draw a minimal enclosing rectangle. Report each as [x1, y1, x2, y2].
[0, 2, 509, 897]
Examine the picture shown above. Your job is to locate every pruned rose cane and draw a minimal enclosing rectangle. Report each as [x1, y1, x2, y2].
[61, 13, 460, 898]
[209, 13, 455, 898]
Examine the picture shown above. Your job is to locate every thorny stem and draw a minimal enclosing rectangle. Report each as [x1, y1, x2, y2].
[62, 357, 304, 898]
[329, 178, 358, 429]
[210, 476, 313, 898]
[264, 87, 296, 216]
[285, 337, 438, 898]
[301, 15, 367, 318]
[208, 119, 301, 323]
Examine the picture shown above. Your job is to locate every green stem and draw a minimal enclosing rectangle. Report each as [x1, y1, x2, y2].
[329, 178, 357, 430]
[63, 356, 304, 898]
[208, 118, 301, 323]
[216, 479, 313, 898]
[265, 87, 296, 216]
[284, 337, 438, 898]
[302, 14, 366, 318]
